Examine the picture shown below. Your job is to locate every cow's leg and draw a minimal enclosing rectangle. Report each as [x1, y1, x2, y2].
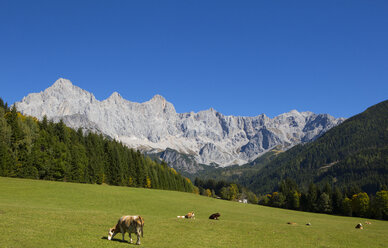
[136, 231, 141, 245]
[119, 226, 125, 242]
[129, 233, 133, 243]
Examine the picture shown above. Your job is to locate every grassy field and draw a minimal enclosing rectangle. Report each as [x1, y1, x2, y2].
[0, 177, 387, 248]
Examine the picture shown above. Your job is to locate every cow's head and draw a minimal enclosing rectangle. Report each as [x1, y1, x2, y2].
[136, 216, 145, 237]
[107, 227, 115, 240]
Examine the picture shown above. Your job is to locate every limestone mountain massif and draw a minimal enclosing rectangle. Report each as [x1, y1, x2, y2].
[15, 78, 345, 173]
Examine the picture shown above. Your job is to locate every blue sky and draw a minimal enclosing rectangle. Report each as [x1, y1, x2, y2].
[0, 0, 387, 118]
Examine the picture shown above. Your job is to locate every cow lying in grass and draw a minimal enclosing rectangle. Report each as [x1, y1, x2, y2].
[177, 211, 195, 219]
[209, 213, 221, 220]
[108, 215, 144, 245]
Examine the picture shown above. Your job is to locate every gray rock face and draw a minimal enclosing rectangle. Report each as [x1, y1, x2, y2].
[15, 78, 345, 172]
[158, 148, 203, 175]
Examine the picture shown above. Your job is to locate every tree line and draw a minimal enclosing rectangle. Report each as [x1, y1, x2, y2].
[0, 98, 195, 193]
[259, 178, 388, 220]
[194, 177, 259, 204]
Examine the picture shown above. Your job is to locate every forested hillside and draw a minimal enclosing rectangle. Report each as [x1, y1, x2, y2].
[194, 149, 281, 182]
[246, 100, 388, 195]
[0, 98, 195, 193]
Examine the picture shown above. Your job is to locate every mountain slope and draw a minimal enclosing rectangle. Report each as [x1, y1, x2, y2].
[194, 147, 282, 182]
[245, 99, 388, 194]
[0, 103, 195, 192]
[15, 78, 344, 172]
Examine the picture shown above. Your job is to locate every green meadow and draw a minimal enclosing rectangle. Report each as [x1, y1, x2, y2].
[0, 177, 387, 248]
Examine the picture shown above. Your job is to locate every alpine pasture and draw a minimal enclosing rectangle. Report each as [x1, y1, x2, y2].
[0, 177, 387, 248]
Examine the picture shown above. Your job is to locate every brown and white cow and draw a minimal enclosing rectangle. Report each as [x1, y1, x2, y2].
[177, 211, 195, 219]
[108, 215, 144, 245]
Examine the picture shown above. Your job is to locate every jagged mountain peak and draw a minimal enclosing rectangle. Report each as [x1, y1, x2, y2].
[288, 109, 300, 115]
[48, 78, 79, 93]
[107, 91, 123, 100]
[197, 107, 218, 116]
[110, 91, 121, 97]
[46, 78, 93, 99]
[150, 94, 166, 102]
[104, 91, 126, 105]
[145, 94, 177, 114]
[52, 78, 73, 87]
[15, 78, 345, 172]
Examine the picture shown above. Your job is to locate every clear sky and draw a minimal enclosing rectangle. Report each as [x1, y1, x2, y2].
[0, 0, 387, 118]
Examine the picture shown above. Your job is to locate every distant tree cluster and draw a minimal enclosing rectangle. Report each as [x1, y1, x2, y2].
[259, 179, 388, 220]
[194, 178, 258, 204]
[0, 99, 195, 193]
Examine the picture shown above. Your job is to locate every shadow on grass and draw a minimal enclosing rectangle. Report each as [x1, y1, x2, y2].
[101, 236, 130, 244]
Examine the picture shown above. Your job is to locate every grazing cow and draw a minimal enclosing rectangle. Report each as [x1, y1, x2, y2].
[287, 222, 297, 225]
[355, 223, 363, 229]
[209, 213, 221, 220]
[108, 215, 144, 245]
[177, 211, 195, 219]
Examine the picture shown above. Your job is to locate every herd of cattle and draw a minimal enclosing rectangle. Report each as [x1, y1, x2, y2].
[107, 212, 368, 245]
[107, 212, 220, 245]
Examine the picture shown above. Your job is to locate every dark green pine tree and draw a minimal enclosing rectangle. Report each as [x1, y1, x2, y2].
[0, 107, 13, 176]
[307, 183, 318, 212]
[332, 187, 343, 214]
[317, 192, 332, 213]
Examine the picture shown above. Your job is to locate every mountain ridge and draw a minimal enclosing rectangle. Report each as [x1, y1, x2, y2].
[243, 99, 388, 194]
[15, 78, 345, 172]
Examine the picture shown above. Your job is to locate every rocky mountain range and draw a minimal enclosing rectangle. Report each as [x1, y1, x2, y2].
[15, 78, 345, 173]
